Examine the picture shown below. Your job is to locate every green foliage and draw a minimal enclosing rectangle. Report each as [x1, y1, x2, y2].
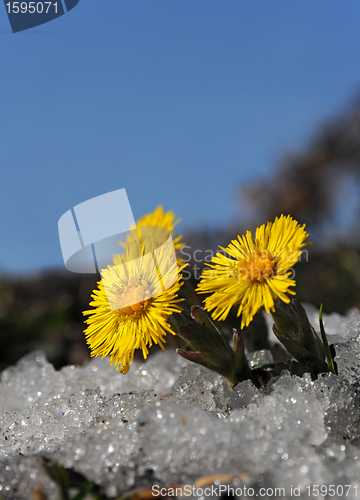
[43, 459, 111, 500]
[0, 271, 97, 370]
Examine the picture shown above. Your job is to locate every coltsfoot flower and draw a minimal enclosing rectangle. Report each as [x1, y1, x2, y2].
[196, 215, 310, 328]
[136, 205, 184, 254]
[83, 234, 185, 373]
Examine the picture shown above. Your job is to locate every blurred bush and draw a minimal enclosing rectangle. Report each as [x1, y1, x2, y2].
[0, 271, 97, 371]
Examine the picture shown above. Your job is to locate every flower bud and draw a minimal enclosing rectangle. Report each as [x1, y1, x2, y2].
[271, 298, 325, 364]
[170, 308, 259, 387]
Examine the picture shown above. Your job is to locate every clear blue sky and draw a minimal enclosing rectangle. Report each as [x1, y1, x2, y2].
[1, 1, 360, 274]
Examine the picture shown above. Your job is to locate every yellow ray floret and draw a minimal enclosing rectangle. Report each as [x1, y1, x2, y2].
[136, 205, 184, 253]
[83, 235, 185, 373]
[196, 215, 310, 329]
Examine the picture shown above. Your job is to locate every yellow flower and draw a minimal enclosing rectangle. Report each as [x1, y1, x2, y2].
[196, 215, 310, 329]
[83, 234, 184, 373]
[136, 205, 184, 253]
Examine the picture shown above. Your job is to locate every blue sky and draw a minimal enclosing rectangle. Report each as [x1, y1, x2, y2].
[1, 0, 360, 274]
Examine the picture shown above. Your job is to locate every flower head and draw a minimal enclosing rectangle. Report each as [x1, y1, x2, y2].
[136, 205, 184, 253]
[196, 215, 310, 329]
[83, 233, 184, 373]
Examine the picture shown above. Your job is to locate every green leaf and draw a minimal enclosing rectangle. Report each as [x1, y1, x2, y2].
[42, 461, 69, 500]
[71, 481, 95, 500]
[319, 304, 337, 375]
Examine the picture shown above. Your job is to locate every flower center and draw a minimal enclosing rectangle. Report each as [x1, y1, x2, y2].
[115, 276, 152, 315]
[238, 249, 275, 282]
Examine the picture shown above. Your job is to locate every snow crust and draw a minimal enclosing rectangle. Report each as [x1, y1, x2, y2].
[1, 308, 360, 499]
